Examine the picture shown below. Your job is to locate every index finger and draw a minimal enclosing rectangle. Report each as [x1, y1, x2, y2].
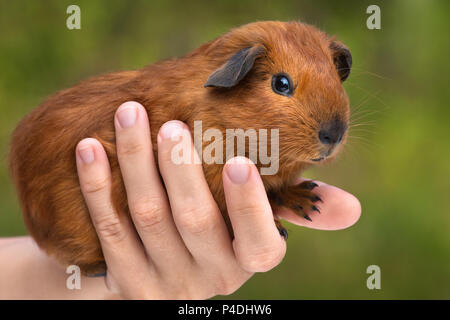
[223, 157, 286, 273]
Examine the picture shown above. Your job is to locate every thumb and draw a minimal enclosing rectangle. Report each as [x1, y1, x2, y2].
[275, 179, 361, 230]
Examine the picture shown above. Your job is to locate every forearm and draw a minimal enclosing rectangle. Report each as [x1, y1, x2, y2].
[0, 236, 116, 299]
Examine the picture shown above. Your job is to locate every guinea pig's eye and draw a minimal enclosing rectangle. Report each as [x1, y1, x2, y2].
[271, 73, 294, 96]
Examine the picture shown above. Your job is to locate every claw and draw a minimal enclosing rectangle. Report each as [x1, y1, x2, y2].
[275, 219, 288, 240]
[302, 181, 318, 190]
[303, 214, 312, 222]
[312, 205, 321, 213]
[278, 227, 289, 240]
[312, 195, 323, 203]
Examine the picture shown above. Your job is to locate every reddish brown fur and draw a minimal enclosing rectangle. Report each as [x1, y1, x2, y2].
[9, 21, 350, 274]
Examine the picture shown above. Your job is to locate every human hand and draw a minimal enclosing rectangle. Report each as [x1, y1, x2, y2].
[75, 101, 360, 299]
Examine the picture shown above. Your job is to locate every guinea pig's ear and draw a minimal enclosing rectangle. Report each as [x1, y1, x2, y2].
[204, 46, 264, 88]
[329, 41, 352, 82]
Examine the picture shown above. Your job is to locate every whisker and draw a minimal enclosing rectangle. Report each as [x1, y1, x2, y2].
[346, 67, 392, 81]
[347, 136, 382, 153]
[347, 83, 390, 111]
[350, 89, 383, 113]
[349, 122, 377, 128]
[351, 111, 382, 122]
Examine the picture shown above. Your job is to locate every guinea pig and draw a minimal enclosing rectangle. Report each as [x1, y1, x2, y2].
[9, 21, 352, 275]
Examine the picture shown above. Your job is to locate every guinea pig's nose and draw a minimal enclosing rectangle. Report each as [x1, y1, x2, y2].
[318, 119, 347, 145]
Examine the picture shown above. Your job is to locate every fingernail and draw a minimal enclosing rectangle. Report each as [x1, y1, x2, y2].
[226, 157, 250, 185]
[116, 104, 137, 128]
[78, 145, 95, 164]
[159, 121, 184, 141]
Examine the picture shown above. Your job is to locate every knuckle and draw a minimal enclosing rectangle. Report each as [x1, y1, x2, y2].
[82, 176, 110, 194]
[232, 203, 263, 218]
[117, 141, 145, 157]
[94, 214, 126, 243]
[215, 277, 240, 296]
[166, 277, 200, 300]
[131, 198, 166, 231]
[177, 202, 217, 235]
[178, 284, 199, 300]
[238, 245, 285, 272]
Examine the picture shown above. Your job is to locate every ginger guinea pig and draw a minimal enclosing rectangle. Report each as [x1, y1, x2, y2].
[9, 21, 352, 275]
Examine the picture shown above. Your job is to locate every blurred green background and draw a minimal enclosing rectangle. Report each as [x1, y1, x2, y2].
[0, 0, 449, 299]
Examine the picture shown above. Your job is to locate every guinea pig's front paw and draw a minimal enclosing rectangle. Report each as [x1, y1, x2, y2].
[269, 180, 322, 222]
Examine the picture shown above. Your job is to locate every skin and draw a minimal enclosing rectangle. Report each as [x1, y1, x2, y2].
[0, 102, 361, 299]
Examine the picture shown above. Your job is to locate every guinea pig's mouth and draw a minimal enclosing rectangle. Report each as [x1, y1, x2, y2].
[309, 144, 340, 162]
